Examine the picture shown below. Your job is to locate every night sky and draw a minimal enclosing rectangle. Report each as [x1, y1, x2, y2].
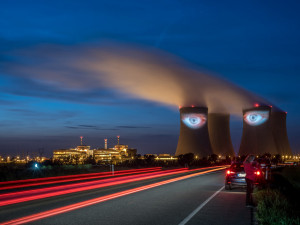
[0, 0, 299, 157]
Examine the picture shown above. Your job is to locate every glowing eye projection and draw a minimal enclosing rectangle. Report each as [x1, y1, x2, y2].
[244, 111, 269, 126]
[182, 113, 207, 129]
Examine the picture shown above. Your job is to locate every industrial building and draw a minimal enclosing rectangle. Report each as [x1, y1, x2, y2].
[238, 105, 294, 156]
[270, 110, 293, 156]
[175, 104, 293, 157]
[208, 113, 235, 157]
[239, 105, 278, 155]
[53, 136, 137, 164]
[175, 106, 213, 157]
[53, 145, 92, 164]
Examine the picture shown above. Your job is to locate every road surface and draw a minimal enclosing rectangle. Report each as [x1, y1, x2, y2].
[0, 167, 255, 225]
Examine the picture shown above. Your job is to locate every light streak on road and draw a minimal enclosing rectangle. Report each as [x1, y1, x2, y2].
[0, 168, 162, 185]
[0, 168, 189, 206]
[0, 166, 226, 225]
[0, 167, 162, 191]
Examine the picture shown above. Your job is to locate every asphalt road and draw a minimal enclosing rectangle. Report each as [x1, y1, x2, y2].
[0, 169, 254, 225]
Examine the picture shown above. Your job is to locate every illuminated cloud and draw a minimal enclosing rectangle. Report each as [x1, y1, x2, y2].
[2, 43, 272, 116]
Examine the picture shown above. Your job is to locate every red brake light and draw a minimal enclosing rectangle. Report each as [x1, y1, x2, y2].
[255, 171, 261, 176]
[226, 170, 235, 175]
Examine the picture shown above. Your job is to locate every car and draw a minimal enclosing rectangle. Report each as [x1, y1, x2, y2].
[225, 163, 247, 190]
[225, 162, 264, 190]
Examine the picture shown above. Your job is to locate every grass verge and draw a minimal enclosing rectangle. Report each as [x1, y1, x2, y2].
[253, 166, 300, 225]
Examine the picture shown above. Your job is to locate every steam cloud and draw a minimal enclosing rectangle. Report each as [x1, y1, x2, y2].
[4, 43, 273, 115]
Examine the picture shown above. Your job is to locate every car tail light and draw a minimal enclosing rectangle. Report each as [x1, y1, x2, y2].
[254, 171, 261, 176]
[226, 170, 235, 175]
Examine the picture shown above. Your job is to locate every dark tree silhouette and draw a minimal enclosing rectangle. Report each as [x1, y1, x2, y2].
[178, 153, 194, 166]
[209, 154, 218, 163]
[144, 154, 155, 166]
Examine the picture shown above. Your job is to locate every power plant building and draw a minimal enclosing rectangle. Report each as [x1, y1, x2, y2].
[270, 111, 292, 155]
[53, 145, 92, 164]
[175, 107, 213, 157]
[239, 106, 278, 156]
[208, 113, 235, 157]
[53, 137, 137, 164]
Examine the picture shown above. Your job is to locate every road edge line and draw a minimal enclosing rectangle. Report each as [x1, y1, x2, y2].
[178, 185, 224, 225]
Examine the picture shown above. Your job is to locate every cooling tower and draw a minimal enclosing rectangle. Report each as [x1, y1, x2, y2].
[208, 113, 235, 157]
[175, 107, 213, 157]
[239, 106, 278, 156]
[271, 111, 292, 155]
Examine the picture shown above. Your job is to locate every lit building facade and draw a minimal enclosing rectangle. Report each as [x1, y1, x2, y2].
[52, 137, 137, 164]
[155, 154, 177, 161]
[53, 145, 91, 164]
[93, 149, 122, 163]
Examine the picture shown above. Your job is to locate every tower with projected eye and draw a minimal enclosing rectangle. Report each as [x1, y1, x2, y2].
[239, 105, 278, 156]
[175, 107, 213, 157]
[208, 113, 235, 157]
[270, 110, 292, 155]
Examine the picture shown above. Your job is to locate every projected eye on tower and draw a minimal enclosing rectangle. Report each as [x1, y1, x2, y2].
[176, 107, 212, 156]
[182, 113, 207, 129]
[244, 111, 269, 126]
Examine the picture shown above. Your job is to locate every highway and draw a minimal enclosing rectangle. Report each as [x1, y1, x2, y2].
[0, 167, 254, 225]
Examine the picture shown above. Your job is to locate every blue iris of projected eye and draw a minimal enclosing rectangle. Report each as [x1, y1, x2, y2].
[244, 111, 269, 126]
[182, 113, 207, 129]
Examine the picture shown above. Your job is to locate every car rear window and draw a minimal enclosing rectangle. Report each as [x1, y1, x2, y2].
[231, 164, 244, 169]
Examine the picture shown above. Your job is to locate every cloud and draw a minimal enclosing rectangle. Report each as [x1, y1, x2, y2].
[0, 99, 15, 105]
[116, 125, 151, 129]
[0, 73, 155, 107]
[78, 125, 98, 128]
[1, 43, 276, 115]
[5, 107, 78, 121]
[0, 75, 116, 105]
[7, 108, 40, 116]
[64, 125, 118, 131]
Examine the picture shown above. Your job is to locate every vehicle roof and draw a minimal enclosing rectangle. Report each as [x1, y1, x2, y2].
[230, 163, 244, 169]
[231, 162, 244, 166]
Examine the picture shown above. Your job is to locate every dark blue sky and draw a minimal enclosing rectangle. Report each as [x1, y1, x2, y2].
[0, 0, 299, 157]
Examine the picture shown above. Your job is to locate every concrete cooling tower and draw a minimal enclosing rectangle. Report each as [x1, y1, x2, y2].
[271, 111, 292, 155]
[208, 113, 235, 157]
[239, 106, 278, 156]
[175, 107, 213, 157]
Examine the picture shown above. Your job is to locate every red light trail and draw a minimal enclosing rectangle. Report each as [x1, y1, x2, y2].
[0, 167, 162, 185]
[0, 166, 226, 207]
[0, 167, 162, 191]
[0, 168, 188, 206]
[0, 166, 226, 225]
